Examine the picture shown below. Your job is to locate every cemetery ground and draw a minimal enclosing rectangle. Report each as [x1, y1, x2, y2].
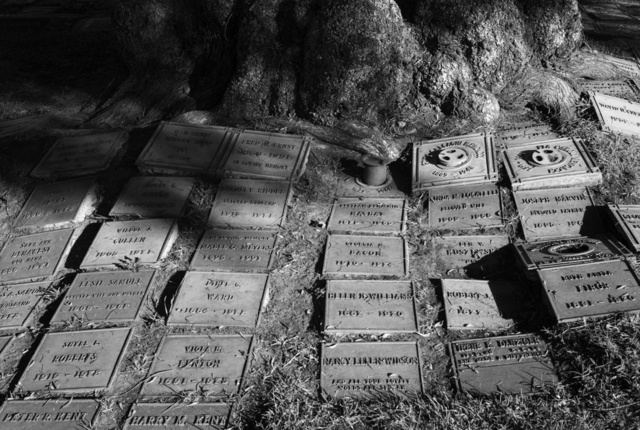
[2, 9, 640, 430]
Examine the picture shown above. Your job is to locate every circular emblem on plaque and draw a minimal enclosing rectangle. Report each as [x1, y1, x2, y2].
[547, 242, 595, 257]
[436, 146, 472, 170]
[530, 148, 570, 168]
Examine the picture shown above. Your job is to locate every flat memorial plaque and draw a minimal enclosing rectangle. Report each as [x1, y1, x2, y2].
[136, 121, 231, 174]
[503, 138, 602, 191]
[320, 342, 423, 399]
[190, 229, 277, 272]
[336, 172, 405, 198]
[0, 281, 47, 331]
[0, 229, 75, 285]
[140, 334, 252, 398]
[0, 114, 51, 140]
[433, 235, 510, 276]
[449, 334, 557, 395]
[581, 4, 633, 21]
[412, 132, 497, 191]
[328, 198, 406, 234]
[109, 176, 195, 218]
[591, 92, 640, 139]
[513, 187, 604, 241]
[578, 79, 640, 99]
[322, 235, 408, 277]
[494, 122, 559, 147]
[80, 219, 178, 269]
[0, 399, 100, 430]
[428, 184, 504, 230]
[124, 403, 230, 430]
[324, 280, 418, 333]
[14, 178, 98, 231]
[608, 204, 640, 251]
[51, 270, 155, 324]
[600, 54, 640, 76]
[18, 327, 132, 393]
[538, 259, 640, 323]
[0, 335, 12, 356]
[219, 130, 310, 181]
[168, 272, 269, 327]
[31, 131, 128, 178]
[207, 179, 291, 228]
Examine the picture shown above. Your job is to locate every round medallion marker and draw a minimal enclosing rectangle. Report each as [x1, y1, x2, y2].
[437, 146, 472, 169]
[530, 148, 568, 167]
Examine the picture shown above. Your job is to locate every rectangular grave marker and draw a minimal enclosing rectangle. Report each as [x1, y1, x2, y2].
[0, 114, 51, 139]
[51, 270, 155, 324]
[18, 327, 132, 393]
[320, 342, 423, 399]
[109, 176, 195, 218]
[0, 335, 12, 356]
[14, 178, 98, 231]
[124, 403, 230, 430]
[141, 334, 252, 398]
[328, 198, 406, 234]
[433, 235, 510, 277]
[31, 131, 128, 178]
[80, 219, 178, 269]
[168, 272, 269, 328]
[0, 229, 74, 285]
[428, 184, 504, 230]
[0, 399, 100, 430]
[608, 204, 640, 251]
[0, 281, 47, 331]
[581, 4, 633, 21]
[494, 122, 559, 147]
[538, 259, 640, 323]
[513, 187, 604, 241]
[191, 229, 277, 272]
[324, 280, 417, 333]
[591, 92, 640, 139]
[208, 179, 291, 228]
[449, 334, 557, 395]
[322, 235, 407, 277]
[578, 79, 640, 99]
[601, 54, 640, 76]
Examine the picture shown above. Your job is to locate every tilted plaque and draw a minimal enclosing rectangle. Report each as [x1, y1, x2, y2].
[494, 122, 559, 147]
[324, 280, 418, 333]
[322, 235, 408, 277]
[503, 138, 602, 191]
[608, 204, 640, 252]
[0, 399, 100, 430]
[0, 114, 51, 140]
[109, 176, 195, 218]
[207, 179, 291, 229]
[0, 281, 47, 331]
[600, 54, 640, 76]
[428, 184, 504, 230]
[320, 342, 423, 399]
[433, 235, 510, 276]
[18, 327, 132, 393]
[449, 334, 557, 395]
[412, 132, 497, 191]
[513, 187, 604, 241]
[591, 92, 640, 139]
[328, 198, 406, 234]
[124, 403, 230, 430]
[0, 229, 75, 285]
[80, 219, 178, 269]
[190, 229, 277, 272]
[141, 334, 253, 398]
[14, 178, 98, 232]
[168, 272, 269, 328]
[31, 131, 128, 178]
[336, 172, 405, 198]
[0, 335, 11, 356]
[538, 259, 640, 323]
[581, 4, 632, 21]
[578, 79, 640, 99]
[136, 121, 231, 174]
[51, 270, 155, 324]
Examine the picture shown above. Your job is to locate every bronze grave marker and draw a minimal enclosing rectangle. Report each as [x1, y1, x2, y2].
[124, 403, 230, 429]
[109, 176, 195, 218]
[0, 399, 100, 430]
[578, 79, 640, 99]
[608, 204, 640, 251]
[328, 198, 406, 234]
[0, 281, 47, 331]
[428, 184, 504, 230]
[322, 235, 408, 277]
[494, 122, 559, 147]
[591, 92, 640, 139]
[433, 235, 510, 276]
[190, 229, 277, 272]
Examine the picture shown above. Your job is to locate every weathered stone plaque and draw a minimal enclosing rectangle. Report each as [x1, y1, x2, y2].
[591, 92, 640, 139]
[513, 187, 604, 241]
[0, 399, 100, 430]
[578, 79, 640, 99]
[80, 219, 178, 269]
[503, 138, 602, 191]
[538, 259, 640, 323]
[433, 235, 510, 276]
[109, 176, 195, 218]
[14, 178, 98, 231]
[0, 281, 47, 331]
[320, 342, 423, 399]
[581, 4, 632, 21]
[494, 122, 559, 147]
[601, 54, 640, 76]
[219, 130, 310, 181]
[336, 172, 405, 198]
[141, 334, 252, 398]
[31, 131, 128, 178]
[412, 132, 497, 191]
[324, 280, 417, 333]
[124, 403, 230, 429]
[0, 229, 74, 285]
[328, 198, 406, 234]
[18, 327, 132, 393]
[51, 270, 155, 324]
[442, 279, 522, 330]
[428, 184, 504, 230]
[449, 334, 557, 395]
[608, 204, 640, 252]
[190, 229, 277, 272]
[207, 179, 291, 228]
[168, 272, 269, 327]
[0, 335, 11, 355]
[322, 235, 408, 277]
[136, 122, 231, 174]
